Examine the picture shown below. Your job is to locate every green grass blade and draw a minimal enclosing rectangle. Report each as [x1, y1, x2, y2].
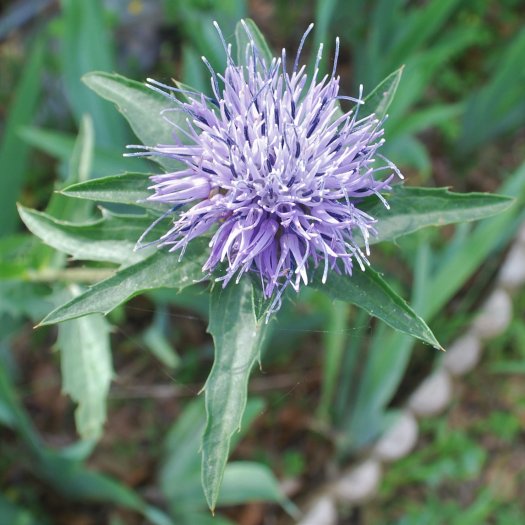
[312, 0, 338, 76]
[0, 36, 44, 236]
[46, 114, 94, 222]
[20, 126, 148, 176]
[317, 299, 350, 421]
[60, 0, 126, 146]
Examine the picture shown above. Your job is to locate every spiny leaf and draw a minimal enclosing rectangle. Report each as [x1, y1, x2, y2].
[39, 241, 208, 325]
[312, 266, 442, 350]
[83, 72, 184, 171]
[57, 290, 113, 440]
[363, 186, 514, 246]
[202, 278, 265, 511]
[18, 205, 157, 266]
[61, 172, 152, 206]
[363, 66, 404, 121]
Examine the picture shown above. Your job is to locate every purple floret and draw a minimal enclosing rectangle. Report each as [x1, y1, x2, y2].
[132, 21, 400, 312]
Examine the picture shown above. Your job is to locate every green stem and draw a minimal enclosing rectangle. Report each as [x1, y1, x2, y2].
[317, 299, 350, 421]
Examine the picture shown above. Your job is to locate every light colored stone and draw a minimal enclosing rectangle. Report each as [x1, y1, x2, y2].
[298, 495, 337, 525]
[443, 332, 481, 376]
[333, 459, 381, 503]
[518, 222, 525, 244]
[499, 243, 525, 290]
[373, 411, 418, 462]
[408, 369, 452, 417]
[472, 288, 512, 339]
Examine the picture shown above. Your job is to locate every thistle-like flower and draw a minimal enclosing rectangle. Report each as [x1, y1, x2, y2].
[133, 22, 400, 311]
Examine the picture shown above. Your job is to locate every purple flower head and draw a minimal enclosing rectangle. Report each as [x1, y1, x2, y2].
[133, 22, 401, 312]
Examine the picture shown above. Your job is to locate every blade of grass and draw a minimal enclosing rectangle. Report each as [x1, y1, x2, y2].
[317, 299, 350, 421]
[60, 0, 127, 146]
[0, 35, 44, 236]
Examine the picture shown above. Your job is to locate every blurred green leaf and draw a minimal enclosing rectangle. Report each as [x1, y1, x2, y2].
[426, 163, 525, 318]
[0, 493, 46, 525]
[313, 266, 441, 349]
[164, 0, 245, 74]
[218, 462, 296, 516]
[459, 28, 525, 153]
[182, 44, 208, 93]
[390, 102, 462, 137]
[312, 0, 338, 76]
[46, 115, 94, 222]
[384, 135, 432, 177]
[39, 240, 209, 325]
[0, 353, 172, 524]
[383, 26, 478, 126]
[61, 172, 152, 206]
[0, 36, 43, 236]
[142, 307, 180, 369]
[160, 397, 264, 511]
[57, 287, 113, 440]
[0, 358, 42, 452]
[60, 0, 126, 146]
[235, 18, 273, 67]
[20, 126, 148, 176]
[0, 281, 55, 321]
[83, 72, 184, 171]
[317, 299, 349, 420]
[38, 450, 142, 507]
[386, 0, 463, 70]
[38, 448, 174, 525]
[203, 278, 265, 511]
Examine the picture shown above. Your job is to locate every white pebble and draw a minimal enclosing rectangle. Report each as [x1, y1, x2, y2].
[408, 369, 452, 417]
[472, 288, 513, 339]
[443, 332, 481, 376]
[297, 495, 337, 525]
[499, 244, 525, 290]
[333, 459, 381, 503]
[518, 222, 525, 244]
[373, 411, 418, 462]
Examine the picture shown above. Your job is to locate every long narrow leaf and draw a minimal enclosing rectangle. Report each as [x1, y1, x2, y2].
[202, 278, 265, 511]
[39, 242, 208, 325]
[312, 267, 441, 349]
[235, 18, 273, 67]
[61, 172, 152, 206]
[364, 186, 513, 246]
[60, 0, 126, 146]
[18, 205, 155, 265]
[20, 126, 148, 176]
[363, 66, 404, 121]
[83, 72, 184, 171]
[0, 36, 43, 235]
[57, 288, 113, 440]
